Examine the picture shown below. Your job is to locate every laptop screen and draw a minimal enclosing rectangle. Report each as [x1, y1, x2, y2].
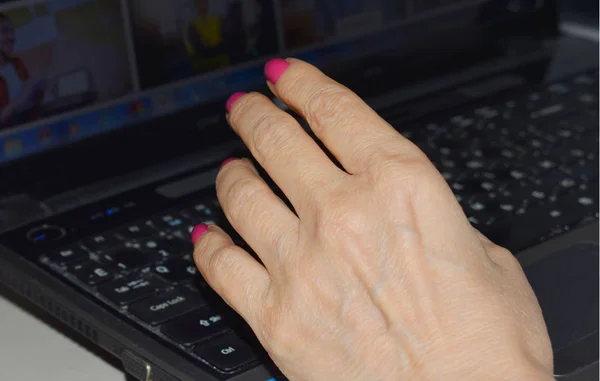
[0, 0, 549, 163]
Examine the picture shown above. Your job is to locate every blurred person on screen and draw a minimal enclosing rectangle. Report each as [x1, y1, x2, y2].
[184, 0, 231, 72]
[0, 12, 46, 128]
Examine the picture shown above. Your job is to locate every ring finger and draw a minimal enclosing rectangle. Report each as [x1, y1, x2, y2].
[217, 158, 299, 270]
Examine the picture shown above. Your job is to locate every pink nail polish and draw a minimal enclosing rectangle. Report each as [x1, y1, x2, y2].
[191, 224, 209, 245]
[226, 92, 246, 113]
[220, 157, 238, 168]
[264, 58, 290, 84]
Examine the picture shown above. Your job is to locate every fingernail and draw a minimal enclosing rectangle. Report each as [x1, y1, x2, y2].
[191, 224, 209, 245]
[226, 92, 246, 113]
[264, 58, 290, 84]
[220, 157, 238, 168]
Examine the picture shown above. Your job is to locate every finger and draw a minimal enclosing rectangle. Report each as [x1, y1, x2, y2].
[264, 58, 424, 174]
[192, 223, 270, 323]
[217, 158, 299, 268]
[226, 91, 347, 213]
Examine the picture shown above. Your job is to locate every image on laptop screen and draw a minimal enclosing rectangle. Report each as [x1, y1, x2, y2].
[0, 0, 133, 130]
[130, 0, 280, 89]
[0, 0, 536, 163]
[280, 0, 407, 49]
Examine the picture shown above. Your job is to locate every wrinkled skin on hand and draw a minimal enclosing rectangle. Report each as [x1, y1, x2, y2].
[193, 59, 554, 381]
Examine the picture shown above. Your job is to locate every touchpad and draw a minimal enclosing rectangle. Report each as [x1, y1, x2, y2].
[524, 243, 599, 376]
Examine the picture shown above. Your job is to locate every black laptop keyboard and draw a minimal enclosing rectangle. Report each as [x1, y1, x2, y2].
[39, 69, 599, 377]
[389, 70, 599, 252]
[42, 201, 263, 375]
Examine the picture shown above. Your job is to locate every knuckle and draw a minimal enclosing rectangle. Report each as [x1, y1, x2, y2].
[356, 139, 432, 180]
[476, 230, 496, 249]
[222, 175, 265, 225]
[490, 246, 523, 272]
[364, 152, 406, 181]
[389, 151, 433, 175]
[249, 113, 295, 160]
[317, 193, 370, 238]
[279, 65, 307, 98]
[378, 156, 438, 194]
[303, 84, 354, 132]
[194, 239, 228, 275]
[205, 245, 235, 279]
[230, 93, 264, 124]
[331, 209, 371, 240]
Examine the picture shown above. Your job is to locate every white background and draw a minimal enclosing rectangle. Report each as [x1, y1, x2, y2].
[0, 288, 126, 381]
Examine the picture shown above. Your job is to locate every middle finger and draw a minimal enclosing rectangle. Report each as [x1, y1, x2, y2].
[227, 91, 347, 214]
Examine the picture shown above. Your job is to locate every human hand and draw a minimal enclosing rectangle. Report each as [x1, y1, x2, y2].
[192, 58, 554, 381]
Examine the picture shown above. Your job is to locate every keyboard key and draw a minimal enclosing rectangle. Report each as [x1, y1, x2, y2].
[161, 308, 228, 346]
[572, 74, 595, 86]
[568, 114, 598, 134]
[183, 202, 219, 220]
[468, 201, 487, 213]
[574, 137, 600, 157]
[153, 258, 198, 283]
[564, 162, 599, 182]
[84, 234, 121, 251]
[115, 223, 155, 240]
[537, 159, 557, 171]
[151, 213, 194, 231]
[546, 142, 580, 164]
[530, 103, 568, 120]
[46, 245, 88, 265]
[129, 289, 205, 326]
[489, 200, 517, 215]
[548, 82, 571, 95]
[194, 333, 257, 373]
[178, 205, 221, 237]
[138, 238, 192, 259]
[101, 248, 157, 271]
[578, 92, 598, 107]
[536, 171, 577, 191]
[70, 262, 113, 286]
[570, 186, 599, 210]
[98, 275, 166, 306]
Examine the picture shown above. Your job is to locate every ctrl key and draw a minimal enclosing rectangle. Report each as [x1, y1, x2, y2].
[194, 333, 257, 373]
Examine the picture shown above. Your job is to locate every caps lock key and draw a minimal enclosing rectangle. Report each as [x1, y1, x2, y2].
[129, 289, 206, 326]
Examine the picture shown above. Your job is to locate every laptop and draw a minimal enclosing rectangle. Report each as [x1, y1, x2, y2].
[0, 1, 598, 380]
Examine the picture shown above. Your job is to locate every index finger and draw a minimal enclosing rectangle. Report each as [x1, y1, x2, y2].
[265, 58, 424, 174]
[193, 224, 269, 324]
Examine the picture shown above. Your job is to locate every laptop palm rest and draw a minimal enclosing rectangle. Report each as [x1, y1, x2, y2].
[523, 243, 599, 377]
